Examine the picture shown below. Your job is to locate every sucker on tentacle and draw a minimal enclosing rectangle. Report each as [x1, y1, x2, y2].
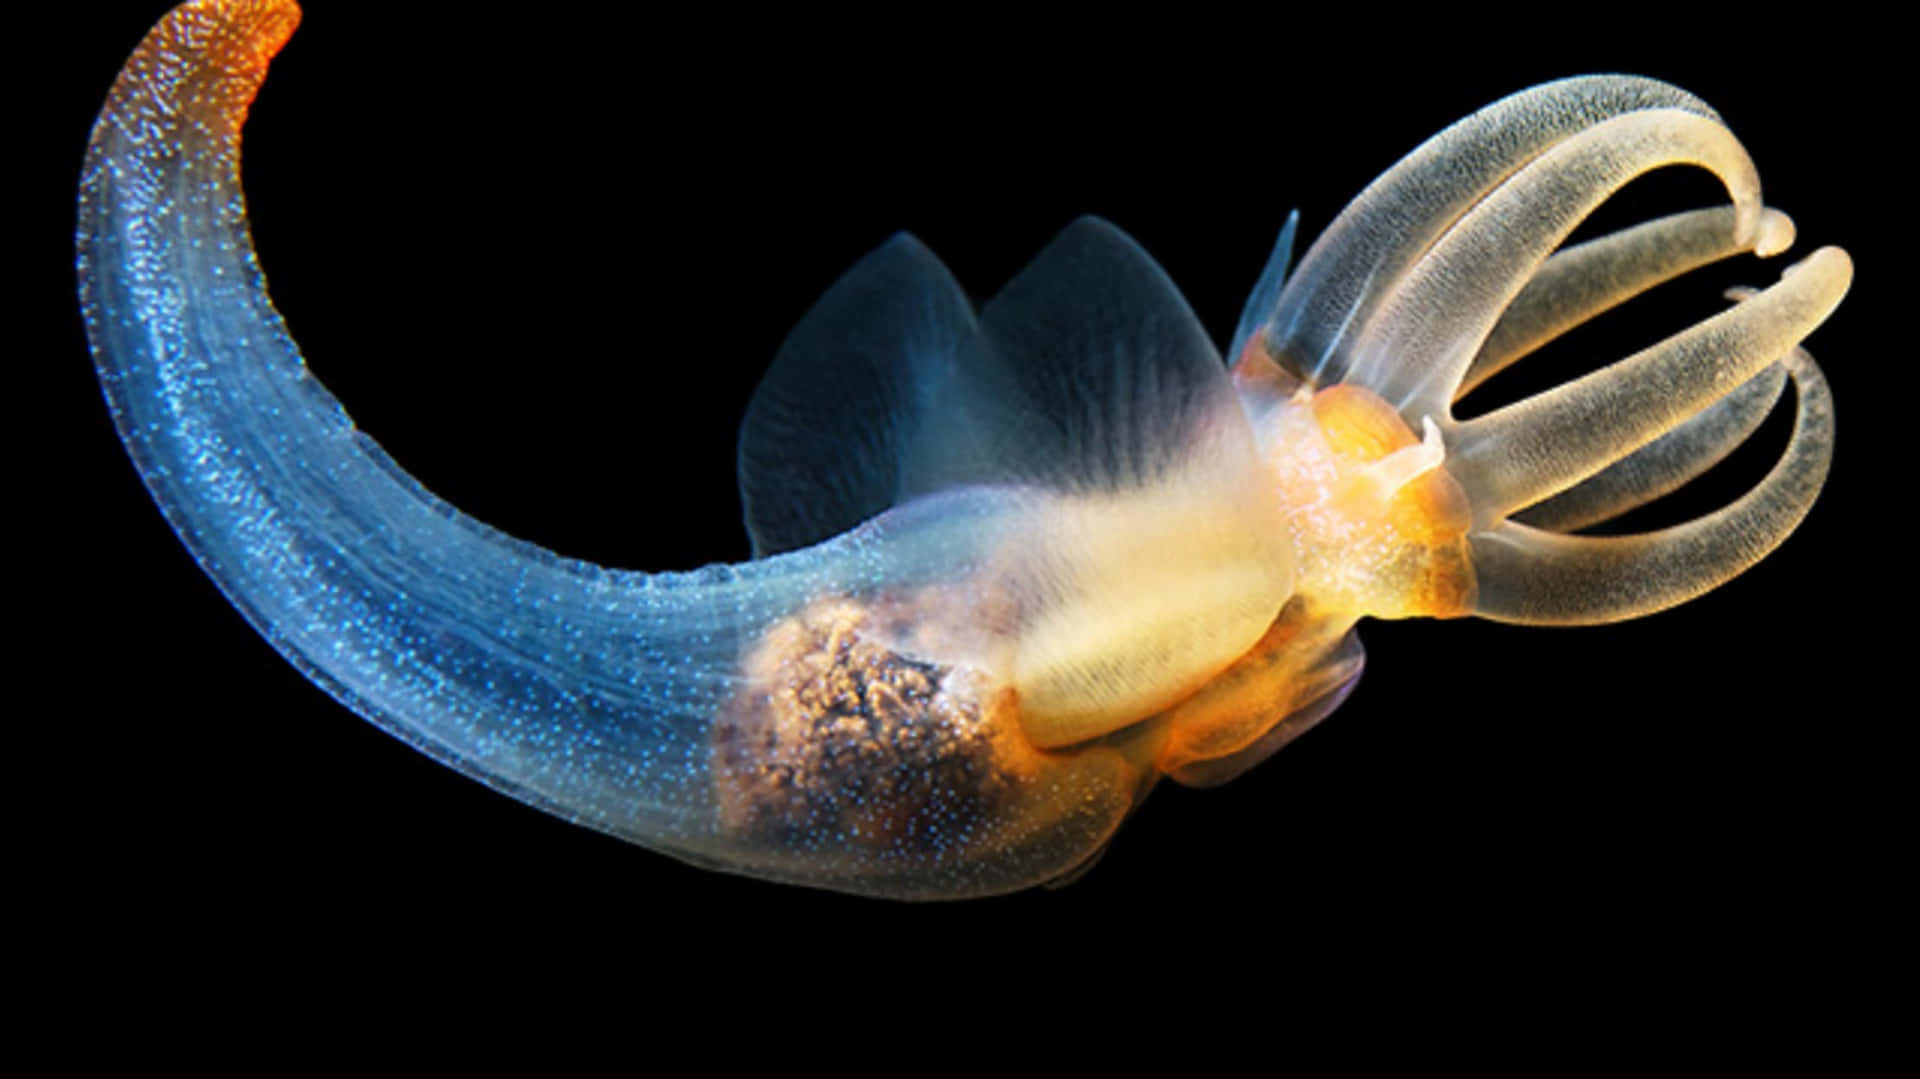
[81, 1, 1848, 898]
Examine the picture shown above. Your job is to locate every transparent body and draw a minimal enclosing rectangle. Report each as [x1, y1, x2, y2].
[80, 0, 1849, 897]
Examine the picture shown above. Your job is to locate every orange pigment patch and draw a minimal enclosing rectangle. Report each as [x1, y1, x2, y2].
[1274, 384, 1476, 619]
[127, 0, 303, 137]
[192, 0, 303, 80]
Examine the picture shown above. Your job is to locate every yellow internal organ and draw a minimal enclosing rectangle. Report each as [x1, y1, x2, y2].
[1274, 385, 1476, 619]
[1006, 462, 1295, 750]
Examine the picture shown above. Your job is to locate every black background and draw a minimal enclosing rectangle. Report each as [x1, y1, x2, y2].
[26, 3, 1898, 1016]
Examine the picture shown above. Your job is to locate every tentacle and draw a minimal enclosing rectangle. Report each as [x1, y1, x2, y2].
[1446, 246, 1851, 526]
[1514, 363, 1785, 532]
[1346, 108, 1763, 416]
[1470, 348, 1832, 625]
[1458, 206, 1796, 399]
[1257, 76, 1719, 386]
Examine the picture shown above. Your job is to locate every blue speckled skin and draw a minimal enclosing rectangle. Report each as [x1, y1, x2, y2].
[76, 0, 803, 871]
[77, 1, 1196, 898]
[77, 2, 1003, 896]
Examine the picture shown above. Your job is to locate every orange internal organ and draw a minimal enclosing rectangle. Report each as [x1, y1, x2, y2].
[1274, 384, 1476, 620]
[122, 0, 303, 137]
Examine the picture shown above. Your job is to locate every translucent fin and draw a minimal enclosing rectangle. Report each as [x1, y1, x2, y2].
[1228, 210, 1298, 366]
[1262, 76, 1719, 387]
[880, 219, 1299, 748]
[742, 217, 1266, 555]
[1471, 348, 1832, 625]
[737, 234, 977, 556]
[925, 216, 1256, 494]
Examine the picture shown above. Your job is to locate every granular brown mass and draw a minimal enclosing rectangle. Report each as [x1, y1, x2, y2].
[713, 600, 1029, 853]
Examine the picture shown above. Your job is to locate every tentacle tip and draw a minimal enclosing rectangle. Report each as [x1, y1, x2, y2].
[1781, 245, 1855, 291]
[1753, 208, 1796, 258]
[1814, 244, 1855, 278]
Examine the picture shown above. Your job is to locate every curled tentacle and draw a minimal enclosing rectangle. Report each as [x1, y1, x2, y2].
[1513, 362, 1787, 533]
[1255, 76, 1849, 627]
[1446, 246, 1850, 526]
[1460, 206, 1796, 397]
[1248, 76, 1722, 387]
[1462, 206, 1799, 533]
[1346, 108, 1764, 417]
[1470, 348, 1833, 624]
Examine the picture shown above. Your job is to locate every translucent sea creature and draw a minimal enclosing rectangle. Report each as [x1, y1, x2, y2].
[81, 0, 1850, 898]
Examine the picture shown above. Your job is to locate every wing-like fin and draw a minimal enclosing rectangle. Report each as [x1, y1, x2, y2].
[739, 218, 1267, 553]
[742, 217, 1304, 750]
[736, 234, 978, 555]
[903, 218, 1298, 748]
[936, 216, 1253, 493]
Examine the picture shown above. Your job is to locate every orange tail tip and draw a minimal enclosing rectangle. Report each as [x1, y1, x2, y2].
[111, 0, 302, 133]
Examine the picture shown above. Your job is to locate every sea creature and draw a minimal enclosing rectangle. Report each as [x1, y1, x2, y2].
[80, 0, 1849, 898]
